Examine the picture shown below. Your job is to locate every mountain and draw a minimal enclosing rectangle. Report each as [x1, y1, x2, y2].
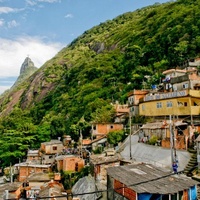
[0, 57, 38, 117]
[1, 0, 200, 166]
[13, 57, 38, 88]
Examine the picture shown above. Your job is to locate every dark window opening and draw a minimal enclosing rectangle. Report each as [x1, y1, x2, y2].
[53, 146, 57, 150]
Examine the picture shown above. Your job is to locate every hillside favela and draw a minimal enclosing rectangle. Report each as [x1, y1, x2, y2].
[2, 0, 200, 200]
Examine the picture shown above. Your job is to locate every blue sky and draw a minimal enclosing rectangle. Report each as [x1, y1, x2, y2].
[0, 0, 169, 94]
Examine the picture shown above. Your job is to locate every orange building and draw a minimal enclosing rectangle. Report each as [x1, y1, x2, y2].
[92, 123, 124, 139]
[14, 163, 52, 182]
[56, 155, 85, 172]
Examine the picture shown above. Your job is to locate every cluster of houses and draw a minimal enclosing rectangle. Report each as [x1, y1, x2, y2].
[2, 58, 200, 199]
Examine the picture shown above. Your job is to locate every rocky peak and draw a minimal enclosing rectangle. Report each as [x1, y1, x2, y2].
[20, 57, 36, 75]
[11, 57, 38, 88]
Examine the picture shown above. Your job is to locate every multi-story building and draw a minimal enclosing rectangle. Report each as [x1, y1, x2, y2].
[127, 60, 200, 150]
[139, 66, 200, 122]
[128, 90, 149, 116]
[40, 139, 64, 165]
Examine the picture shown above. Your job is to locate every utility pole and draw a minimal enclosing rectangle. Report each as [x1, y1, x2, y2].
[170, 115, 178, 173]
[129, 113, 132, 160]
[80, 129, 83, 158]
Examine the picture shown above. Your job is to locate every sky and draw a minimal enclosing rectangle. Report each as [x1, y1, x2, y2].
[0, 0, 169, 94]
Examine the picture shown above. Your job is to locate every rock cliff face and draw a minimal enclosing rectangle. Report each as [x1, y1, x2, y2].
[20, 57, 36, 74]
[0, 57, 47, 117]
[13, 57, 38, 88]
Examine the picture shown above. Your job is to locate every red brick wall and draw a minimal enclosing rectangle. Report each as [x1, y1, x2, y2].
[19, 166, 51, 182]
[124, 187, 137, 200]
[114, 180, 123, 195]
[114, 179, 137, 200]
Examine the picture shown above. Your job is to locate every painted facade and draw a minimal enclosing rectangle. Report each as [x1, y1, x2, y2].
[56, 155, 85, 172]
[14, 163, 52, 182]
[139, 89, 200, 116]
[139, 66, 200, 117]
[128, 89, 149, 116]
[91, 123, 124, 139]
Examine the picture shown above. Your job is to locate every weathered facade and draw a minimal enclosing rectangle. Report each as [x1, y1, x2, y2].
[128, 89, 149, 116]
[40, 140, 64, 165]
[14, 163, 52, 182]
[140, 120, 190, 150]
[90, 154, 121, 186]
[139, 67, 200, 118]
[91, 123, 124, 139]
[56, 155, 85, 172]
[0, 182, 23, 199]
[107, 163, 198, 200]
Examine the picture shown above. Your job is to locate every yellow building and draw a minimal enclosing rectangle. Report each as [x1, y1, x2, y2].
[139, 89, 200, 117]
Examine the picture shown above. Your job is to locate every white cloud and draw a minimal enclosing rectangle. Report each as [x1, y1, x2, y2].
[0, 7, 21, 14]
[0, 36, 64, 93]
[7, 20, 19, 28]
[65, 13, 73, 18]
[0, 7, 14, 14]
[26, 0, 37, 6]
[0, 19, 4, 26]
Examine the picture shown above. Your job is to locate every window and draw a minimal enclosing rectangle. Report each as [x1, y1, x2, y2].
[110, 125, 113, 129]
[75, 162, 78, 172]
[183, 83, 188, 89]
[166, 101, 173, 107]
[142, 105, 145, 111]
[156, 102, 162, 108]
[52, 146, 57, 151]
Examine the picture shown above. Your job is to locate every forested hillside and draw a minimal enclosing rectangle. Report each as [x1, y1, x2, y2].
[0, 0, 200, 167]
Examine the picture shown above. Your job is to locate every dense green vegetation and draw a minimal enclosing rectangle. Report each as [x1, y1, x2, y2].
[1, 0, 200, 167]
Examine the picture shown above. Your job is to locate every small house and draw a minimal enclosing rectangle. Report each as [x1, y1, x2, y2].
[26, 149, 41, 164]
[91, 123, 124, 139]
[107, 163, 198, 200]
[40, 140, 64, 164]
[14, 162, 52, 182]
[140, 120, 189, 149]
[56, 155, 85, 172]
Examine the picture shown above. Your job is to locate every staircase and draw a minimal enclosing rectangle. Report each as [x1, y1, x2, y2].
[184, 148, 197, 176]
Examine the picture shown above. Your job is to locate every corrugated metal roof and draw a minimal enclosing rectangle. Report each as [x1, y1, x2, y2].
[141, 121, 187, 129]
[107, 163, 198, 194]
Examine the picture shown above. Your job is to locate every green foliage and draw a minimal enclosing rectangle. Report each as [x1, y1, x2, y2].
[91, 104, 115, 123]
[148, 135, 158, 145]
[61, 166, 90, 190]
[107, 130, 126, 146]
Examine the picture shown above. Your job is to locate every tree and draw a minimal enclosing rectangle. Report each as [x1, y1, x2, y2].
[91, 105, 115, 123]
[107, 130, 126, 146]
